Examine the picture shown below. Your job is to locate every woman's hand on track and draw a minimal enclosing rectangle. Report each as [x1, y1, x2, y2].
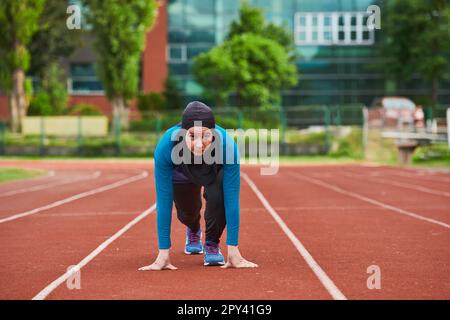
[138, 249, 178, 271]
[221, 245, 258, 269]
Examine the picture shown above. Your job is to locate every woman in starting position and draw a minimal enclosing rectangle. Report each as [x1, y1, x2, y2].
[139, 101, 257, 270]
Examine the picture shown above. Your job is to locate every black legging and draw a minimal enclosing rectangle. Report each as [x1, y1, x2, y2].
[172, 168, 226, 244]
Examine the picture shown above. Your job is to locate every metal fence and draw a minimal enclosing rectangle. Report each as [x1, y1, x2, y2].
[2, 104, 447, 157]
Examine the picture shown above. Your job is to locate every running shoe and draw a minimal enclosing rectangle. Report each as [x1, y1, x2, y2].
[184, 227, 203, 255]
[203, 240, 225, 266]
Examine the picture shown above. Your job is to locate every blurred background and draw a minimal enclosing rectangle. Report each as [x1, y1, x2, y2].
[0, 0, 449, 166]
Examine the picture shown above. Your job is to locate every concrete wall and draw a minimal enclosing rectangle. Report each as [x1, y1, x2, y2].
[22, 116, 108, 136]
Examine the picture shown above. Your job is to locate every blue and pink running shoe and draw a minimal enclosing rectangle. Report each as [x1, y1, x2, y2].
[184, 227, 203, 255]
[203, 241, 225, 266]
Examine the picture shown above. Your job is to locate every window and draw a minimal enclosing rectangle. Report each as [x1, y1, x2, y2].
[69, 63, 103, 94]
[294, 12, 375, 46]
[167, 44, 187, 62]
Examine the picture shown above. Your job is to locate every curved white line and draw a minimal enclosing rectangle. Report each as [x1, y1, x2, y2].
[0, 171, 148, 224]
[0, 171, 101, 198]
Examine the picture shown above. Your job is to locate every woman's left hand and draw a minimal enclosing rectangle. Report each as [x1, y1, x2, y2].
[221, 245, 258, 269]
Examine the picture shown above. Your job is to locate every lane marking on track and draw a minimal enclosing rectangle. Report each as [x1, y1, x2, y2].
[292, 172, 450, 230]
[0, 171, 148, 224]
[0, 170, 56, 189]
[389, 170, 450, 183]
[0, 171, 101, 198]
[38, 210, 141, 218]
[242, 172, 347, 301]
[342, 171, 450, 198]
[32, 203, 156, 300]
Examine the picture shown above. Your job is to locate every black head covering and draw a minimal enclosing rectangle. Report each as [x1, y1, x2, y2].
[182, 101, 215, 129]
[175, 101, 221, 186]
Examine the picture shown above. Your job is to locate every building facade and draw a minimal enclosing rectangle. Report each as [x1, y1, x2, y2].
[1, 0, 448, 120]
[167, 0, 449, 106]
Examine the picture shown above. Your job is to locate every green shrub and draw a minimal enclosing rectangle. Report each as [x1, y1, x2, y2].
[413, 143, 450, 163]
[286, 130, 326, 144]
[137, 92, 165, 119]
[67, 104, 103, 116]
[28, 63, 68, 116]
[328, 127, 363, 159]
[28, 92, 53, 116]
[163, 76, 184, 110]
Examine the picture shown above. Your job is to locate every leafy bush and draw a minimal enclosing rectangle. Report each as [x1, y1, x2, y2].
[163, 76, 184, 110]
[286, 131, 326, 145]
[413, 143, 450, 163]
[328, 127, 363, 159]
[28, 63, 68, 116]
[28, 92, 53, 116]
[66, 104, 103, 116]
[137, 92, 165, 119]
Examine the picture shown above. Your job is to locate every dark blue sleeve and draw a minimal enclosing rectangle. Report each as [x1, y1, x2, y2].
[154, 127, 176, 249]
[220, 127, 240, 246]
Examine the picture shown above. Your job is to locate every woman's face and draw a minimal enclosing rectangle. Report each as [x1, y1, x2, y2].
[185, 126, 213, 156]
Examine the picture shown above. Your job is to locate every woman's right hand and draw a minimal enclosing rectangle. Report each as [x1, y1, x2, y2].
[138, 249, 178, 271]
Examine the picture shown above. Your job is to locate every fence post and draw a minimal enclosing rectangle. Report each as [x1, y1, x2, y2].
[426, 105, 434, 133]
[0, 122, 5, 155]
[155, 114, 162, 142]
[114, 113, 121, 156]
[39, 117, 46, 156]
[447, 108, 450, 149]
[279, 108, 287, 155]
[77, 116, 83, 156]
[237, 110, 244, 129]
[362, 106, 369, 159]
[323, 106, 331, 152]
[335, 105, 341, 127]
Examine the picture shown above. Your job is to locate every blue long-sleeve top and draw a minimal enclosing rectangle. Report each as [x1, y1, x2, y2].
[153, 123, 240, 249]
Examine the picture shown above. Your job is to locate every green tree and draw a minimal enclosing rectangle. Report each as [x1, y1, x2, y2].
[227, 1, 296, 60]
[82, 0, 157, 129]
[193, 2, 297, 108]
[193, 46, 236, 107]
[28, 0, 83, 79]
[379, 0, 450, 104]
[0, 0, 45, 132]
[225, 33, 297, 108]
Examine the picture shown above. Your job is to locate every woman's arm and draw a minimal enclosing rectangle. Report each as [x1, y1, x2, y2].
[139, 127, 177, 271]
[220, 127, 258, 269]
[154, 136, 174, 250]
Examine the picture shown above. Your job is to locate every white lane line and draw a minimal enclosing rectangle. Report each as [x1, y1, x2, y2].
[0, 171, 148, 224]
[0, 170, 56, 189]
[292, 172, 450, 230]
[391, 171, 450, 183]
[242, 173, 347, 300]
[0, 171, 102, 198]
[32, 203, 156, 300]
[342, 171, 450, 198]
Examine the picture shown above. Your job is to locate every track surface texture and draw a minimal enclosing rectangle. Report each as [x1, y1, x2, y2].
[0, 160, 448, 300]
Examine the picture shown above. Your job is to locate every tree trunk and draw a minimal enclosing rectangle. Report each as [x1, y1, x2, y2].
[431, 78, 438, 105]
[10, 68, 27, 133]
[111, 96, 129, 132]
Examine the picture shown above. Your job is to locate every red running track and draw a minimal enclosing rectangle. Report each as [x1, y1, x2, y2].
[0, 160, 449, 299]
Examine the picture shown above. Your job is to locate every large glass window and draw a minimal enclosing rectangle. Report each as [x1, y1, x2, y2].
[185, 0, 215, 15]
[69, 63, 103, 94]
[166, 0, 420, 106]
[294, 12, 375, 46]
[186, 45, 211, 59]
[168, 44, 187, 62]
